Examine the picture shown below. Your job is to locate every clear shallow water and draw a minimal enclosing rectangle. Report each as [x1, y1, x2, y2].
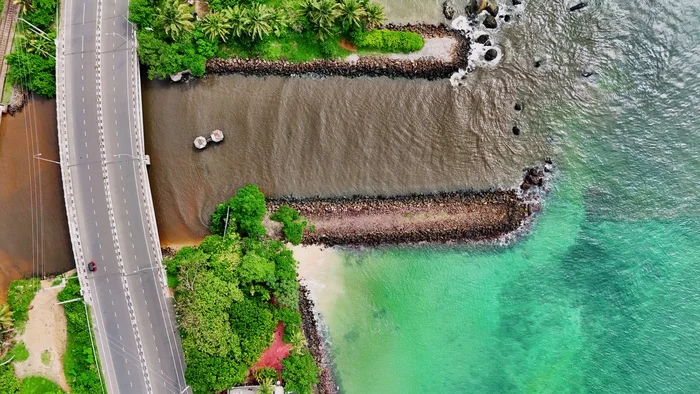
[318, 0, 700, 392]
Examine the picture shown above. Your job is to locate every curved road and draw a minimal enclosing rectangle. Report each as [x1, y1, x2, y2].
[56, 0, 190, 392]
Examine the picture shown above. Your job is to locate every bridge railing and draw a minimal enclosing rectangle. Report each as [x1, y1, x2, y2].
[55, 6, 93, 306]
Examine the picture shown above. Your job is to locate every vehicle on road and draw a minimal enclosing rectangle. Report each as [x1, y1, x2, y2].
[88, 261, 97, 272]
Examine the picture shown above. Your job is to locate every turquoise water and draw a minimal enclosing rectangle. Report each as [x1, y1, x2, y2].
[322, 0, 700, 392]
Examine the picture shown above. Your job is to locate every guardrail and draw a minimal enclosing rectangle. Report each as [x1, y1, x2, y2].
[127, 31, 170, 298]
[55, 12, 93, 306]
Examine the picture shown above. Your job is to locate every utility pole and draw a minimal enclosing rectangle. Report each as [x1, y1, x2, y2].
[223, 206, 231, 238]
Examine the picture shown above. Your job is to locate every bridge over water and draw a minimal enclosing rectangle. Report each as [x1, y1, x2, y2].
[56, 0, 190, 392]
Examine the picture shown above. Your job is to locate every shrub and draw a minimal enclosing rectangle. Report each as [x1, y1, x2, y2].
[6, 278, 40, 331]
[7, 341, 29, 362]
[254, 366, 278, 382]
[281, 349, 319, 394]
[22, 0, 57, 30]
[352, 29, 424, 53]
[6, 49, 56, 98]
[276, 307, 301, 342]
[0, 364, 20, 394]
[58, 278, 104, 394]
[270, 205, 307, 246]
[19, 376, 65, 394]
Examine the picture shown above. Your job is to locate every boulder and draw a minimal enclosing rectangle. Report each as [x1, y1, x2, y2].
[534, 59, 542, 68]
[484, 49, 498, 61]
[485, 1, 499, 17]
[443, 1, 456, 19]
[512, 0, 522, 5]
[475, 34, 490, 44]
[514, 103, 522, 111]
[484, 14, 498, 29]
[504, 14, 511, 22]
[512, 125, 521, 135]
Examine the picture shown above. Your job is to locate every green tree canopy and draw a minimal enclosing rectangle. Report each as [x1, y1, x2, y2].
[281, 349, 319, 394]
[156, 0, 195, 38]
[270, 205, 307, 245]
[201, 11, 232, 41]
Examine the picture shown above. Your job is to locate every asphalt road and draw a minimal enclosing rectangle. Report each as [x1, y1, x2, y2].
[60, 0, 189, 392]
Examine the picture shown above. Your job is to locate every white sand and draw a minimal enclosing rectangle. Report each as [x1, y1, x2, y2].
[344, 37, 458, 63]
[292, 245, 345, 317]
[388, 37, 457, 62]
[14, 279, 69, 392]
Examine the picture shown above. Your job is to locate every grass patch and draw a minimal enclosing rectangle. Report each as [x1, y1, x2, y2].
[352, 29, 424, 54]
[7, 279, 40, 332]
[258, 33, 350, 62]
[1, 81, 13, 105]
[40, 350, 50, 366]
[19, 376, 65, 394]
[58, 279, 104, 394]
[4, 341, 29, 363]
[50, 278, 62, 287]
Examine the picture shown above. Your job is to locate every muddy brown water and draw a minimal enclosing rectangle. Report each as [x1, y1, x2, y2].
[2, 0, 603, 297]
[0, 99, 72, 302]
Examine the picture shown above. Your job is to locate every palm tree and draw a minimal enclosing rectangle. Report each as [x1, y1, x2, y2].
[201, 11, 232, 42]
[13, 0, 32, 13]
[25, 30, 55, 57]
[289, 330, 307, 355]
[337, 0, 366, 31]
[362, 2, 385, 30]
[258, 377, 274, 394]
[270, 9, 291, 38]
[225, 5, 247, 39]
[297, 0, 339, 41]
[243, 4, 273, 41]
[156, 0, 194, 39]
[0, 305, 13, 331]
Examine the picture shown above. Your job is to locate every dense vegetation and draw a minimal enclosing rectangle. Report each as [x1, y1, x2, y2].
[166, 184, 317, 393]
[58, 278, 105, 394]
[6, 278, 40, 332]
[6, 0, 57, 97]
[281, 349, 319, 394]
[129, 0, 422, 79]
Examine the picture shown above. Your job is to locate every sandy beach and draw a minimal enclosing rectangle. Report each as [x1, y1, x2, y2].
[292, 245, 345, 317]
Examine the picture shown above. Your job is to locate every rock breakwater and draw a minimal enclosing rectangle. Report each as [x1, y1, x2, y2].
[267, 166, 551, 247]
[206, 24, 469, 80]
[299, 285, 338, 394]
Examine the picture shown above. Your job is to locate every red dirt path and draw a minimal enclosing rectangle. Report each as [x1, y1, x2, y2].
[253, 322, 292, 373]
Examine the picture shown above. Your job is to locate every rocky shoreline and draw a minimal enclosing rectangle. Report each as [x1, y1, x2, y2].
[206, 24, 469, 81]
[299, 284, 338, 394]
[268, 166, 550, 247]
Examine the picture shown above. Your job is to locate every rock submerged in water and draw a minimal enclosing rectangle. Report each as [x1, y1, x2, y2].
[512, 125, 521, 135]
[484, 49, 498, 61]
[569, 2, 588, 12]
[484, 14, 498, 29]
[512, 0, 522, 5]
[514, 103, 522, 111]
[475, 34, 490, 44]
[442, 1, 455, 19]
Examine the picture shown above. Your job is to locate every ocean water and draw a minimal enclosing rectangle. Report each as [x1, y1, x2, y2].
[318, 0, 700, 392]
